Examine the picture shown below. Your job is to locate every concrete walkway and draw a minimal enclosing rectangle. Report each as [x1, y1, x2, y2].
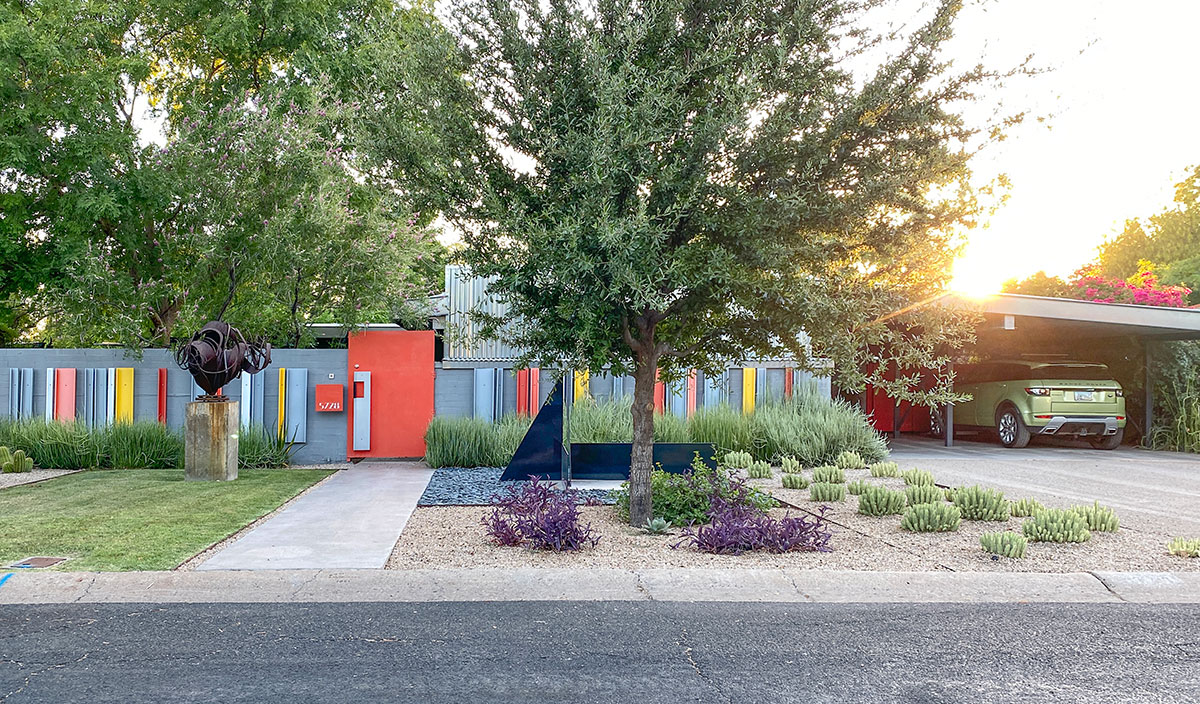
[3, 568, 1200, 604]
[196, 462, 433, 571]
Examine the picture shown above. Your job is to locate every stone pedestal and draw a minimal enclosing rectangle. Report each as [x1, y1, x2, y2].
[185, 400, 239, 481]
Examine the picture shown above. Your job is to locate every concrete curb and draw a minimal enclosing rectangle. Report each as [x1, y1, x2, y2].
[3, 568, 1199, 604]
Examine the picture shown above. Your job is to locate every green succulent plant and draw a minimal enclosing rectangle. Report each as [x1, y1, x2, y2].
[904, 484, 943, 506]
[846, 479, 872, 495]
[943, 487, 957, 502]
[980, 531, 1027, 558]
[901, 503, 962, 533]
[721, 450, 753, 470]
[868, 461, 899, 478]
[781, 473, 809, 490]
[1166, 537, 1200, 558]
[642, 517, 672, 535]
[779, 456, 801, 474]
[1009, 497, 1045, 518]
[746, 460, 773, 479]
[1022, 508, 1091, 543]
[834, 450, 866, 469]
[857, 485, 906, 517]
[0, 446, 33, 473]
[811, 465, 844, 484]
[809, 482, 846, 503]
[1069, 501, 1119, 532]
[952, 485, 1010, 521]
[900, 469, 935, 487]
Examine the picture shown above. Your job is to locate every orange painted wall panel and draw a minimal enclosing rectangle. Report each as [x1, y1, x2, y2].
[54, 368, 76, 421]
[347, 330, 435, 459]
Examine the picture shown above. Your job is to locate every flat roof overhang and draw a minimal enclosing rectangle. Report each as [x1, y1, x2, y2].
[942, 293, 1200, 343]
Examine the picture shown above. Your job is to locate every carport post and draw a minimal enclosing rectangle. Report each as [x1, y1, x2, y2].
[944, 360, 953, 448]
[1144, 340, 1154, 440]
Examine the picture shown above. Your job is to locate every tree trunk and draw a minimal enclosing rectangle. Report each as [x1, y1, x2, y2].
[628, 350, 658, 526]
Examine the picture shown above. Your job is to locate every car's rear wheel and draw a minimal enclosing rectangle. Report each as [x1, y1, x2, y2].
[1089, 428, 1124, 450]
[995, 406, 1030, 448]
[929, 406, 945, 439]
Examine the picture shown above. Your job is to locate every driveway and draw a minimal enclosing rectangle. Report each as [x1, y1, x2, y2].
[889, 435, 1200, 534]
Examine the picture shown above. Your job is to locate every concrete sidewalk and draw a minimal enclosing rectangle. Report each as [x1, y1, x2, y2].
[3, 568, 1199, 604]
[195, 462, 432, 570]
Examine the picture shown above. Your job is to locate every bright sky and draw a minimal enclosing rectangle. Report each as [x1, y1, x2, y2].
[944, 0, 1200, 296]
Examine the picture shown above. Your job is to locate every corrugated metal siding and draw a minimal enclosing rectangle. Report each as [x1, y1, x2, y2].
[444, 265, 527, 363]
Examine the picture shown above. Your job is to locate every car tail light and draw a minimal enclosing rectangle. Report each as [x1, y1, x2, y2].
[1024, 387, 1050, 396]
[1034, 414, 1053, 419]
[1117, 416, 1125, 421]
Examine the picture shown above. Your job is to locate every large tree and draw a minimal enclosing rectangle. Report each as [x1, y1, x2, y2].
[432, 0, 1003, 524]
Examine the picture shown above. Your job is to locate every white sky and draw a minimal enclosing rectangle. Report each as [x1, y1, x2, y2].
[944, 0, 1200, 293]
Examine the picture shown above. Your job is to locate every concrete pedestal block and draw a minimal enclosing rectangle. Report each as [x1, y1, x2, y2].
[185, 400, 239, 481]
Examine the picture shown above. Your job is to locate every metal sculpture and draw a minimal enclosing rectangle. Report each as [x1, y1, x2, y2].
[175, 322, 272, 399]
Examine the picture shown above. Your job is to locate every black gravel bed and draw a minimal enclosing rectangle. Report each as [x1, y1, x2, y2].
[418, 467, 617, 506]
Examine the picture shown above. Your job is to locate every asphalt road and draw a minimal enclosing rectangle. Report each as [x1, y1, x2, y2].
[2, 602, 1198, 703]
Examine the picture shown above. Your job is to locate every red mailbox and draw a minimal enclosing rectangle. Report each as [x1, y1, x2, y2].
[315, 384, 344, 412]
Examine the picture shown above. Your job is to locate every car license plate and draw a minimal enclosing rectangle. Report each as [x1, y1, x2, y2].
[1073, 390, 1094, 402]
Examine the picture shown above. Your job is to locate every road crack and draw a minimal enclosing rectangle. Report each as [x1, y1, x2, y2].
[679, 626, 732, 704]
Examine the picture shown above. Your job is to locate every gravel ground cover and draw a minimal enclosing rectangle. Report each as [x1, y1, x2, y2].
[418, 467, 616, 506]
[0, 469, 79, 490]
[390, 465, 1200, 572]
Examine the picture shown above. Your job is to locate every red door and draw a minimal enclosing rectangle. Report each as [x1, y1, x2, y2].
[347, 330, 435, 459]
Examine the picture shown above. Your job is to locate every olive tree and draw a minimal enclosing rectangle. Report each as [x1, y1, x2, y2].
[434, 0, 1006, 525]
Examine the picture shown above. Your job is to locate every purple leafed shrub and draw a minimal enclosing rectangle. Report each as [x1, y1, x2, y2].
[674, 496, 833, 555]
[483, 476, 601, 551]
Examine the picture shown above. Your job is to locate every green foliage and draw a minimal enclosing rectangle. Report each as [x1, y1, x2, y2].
[943, 487, 958, 502]
[688, 405, 754, 455]
[1069, 502, 1120, 532]
[614, 458, 775, 525]
[424, 416, 513, 468]
[846, 479, 872, 495]
[1009, 498, 1046, 518]
[103, 423, 184, 469]
[901, 503, 962, 533]
[904, 484, 944, 506]
[0, 420, 101, 469]
[952, 485, 1011, 521]
[811, 466, 844, 484]
[0, 446, 33, 473]
[744, 393, 889, 467]
[652, 411, 690, 443]
[1167, 537, 1200, 558]
[781, 473, 809, 490]
[642, 517, 672, 535]
[980, 531, 1027, 558]
[834, 451, 866, 470]
[809, 482, 846, 503]
[237, 428, 297, 469]
[1022, 509, 1091, 543]
[856, 486, 906, 517]
[901, 469, 936, 487]
[721, 450, 753, 470]
[868, 462, 900, 478]
[780, 456, 801, 474]
[746, 460, 773, 479]
[1149, 375, 1200, 454]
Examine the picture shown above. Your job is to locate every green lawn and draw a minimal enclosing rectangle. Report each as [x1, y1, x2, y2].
[0, 469, 332, 571]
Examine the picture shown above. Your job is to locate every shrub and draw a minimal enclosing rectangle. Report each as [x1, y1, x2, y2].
[747, 390, 887, 466]
[834, 450, 866, 469]
[721, 450, 753, 469]
[857, 486, 906, 516]
[483, 476, 600, 551]
[613, 457, 775, 525]
[868, 461, 900, 478]
[809, 482, 845, 502]
[904, 484, 943, 506]
[953, 485, 1010, 521]
[0, 446, 33, 473]
[1022, 508, 1091, 543]
[673, 498, 832, 555]
[1009, 497, 1045, 517]
[424, 415, 508, 468]
[780, 456, 801, 474]
[811, 465, 844, 484]
[0, 420, 101, 469]
[901, 503, 962, 532]
[688, 404, 754, 454]
[746, 460, 772, 479]
[900, 469, 935, 487]
[237, 427, 296, 468]
[642, 517, 672, 535]
[1069, 501, 1119, 532]
[846, 479, 871, 495]
[782, 473, 809, 490]
[980, 531, 1027, 558]
[1167, 537, 1200, 558]
[102, 422, 184, 469]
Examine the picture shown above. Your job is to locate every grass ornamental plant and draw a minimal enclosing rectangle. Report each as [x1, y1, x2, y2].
[856, 486, 906, 517]
[904, 484, 943, 506]
[901, 503, 962, 533]
[809, 482, 846, 503]
[1069, 502, 1120, 532]
[868, 461, 900, 478]
[483, 477, 600, 551]
[781, 473, 809, 490]
[780, 456, 801, 474]
[1009, 497, 1046, 518]
[746, 460, 773, 479]
[811, 466, 845, 484]
[834, 451, 866, 470]
[900, 469, 936, 487]
[952, 485, 1010, 521]
[1022, 508, 1091, 543]
[980, 531, 1028, 558]
[1166, 537, 1200, 558]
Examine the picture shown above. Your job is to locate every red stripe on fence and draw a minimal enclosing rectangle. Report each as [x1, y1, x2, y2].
[157, 368, 168, 424]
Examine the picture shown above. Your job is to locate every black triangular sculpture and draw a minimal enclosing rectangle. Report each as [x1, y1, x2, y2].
[499, 379, 564, 481]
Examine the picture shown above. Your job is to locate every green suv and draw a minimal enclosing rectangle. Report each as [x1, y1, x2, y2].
[930, 360, 1126, 449]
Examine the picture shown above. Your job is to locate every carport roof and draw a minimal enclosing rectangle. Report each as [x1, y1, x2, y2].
[944, 293, 1200, 342]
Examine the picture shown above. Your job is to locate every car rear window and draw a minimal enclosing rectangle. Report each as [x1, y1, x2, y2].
[1027, 364, 1110, 380]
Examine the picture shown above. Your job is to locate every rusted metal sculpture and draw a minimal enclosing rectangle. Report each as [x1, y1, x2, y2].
[175, 322, 272, 400]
